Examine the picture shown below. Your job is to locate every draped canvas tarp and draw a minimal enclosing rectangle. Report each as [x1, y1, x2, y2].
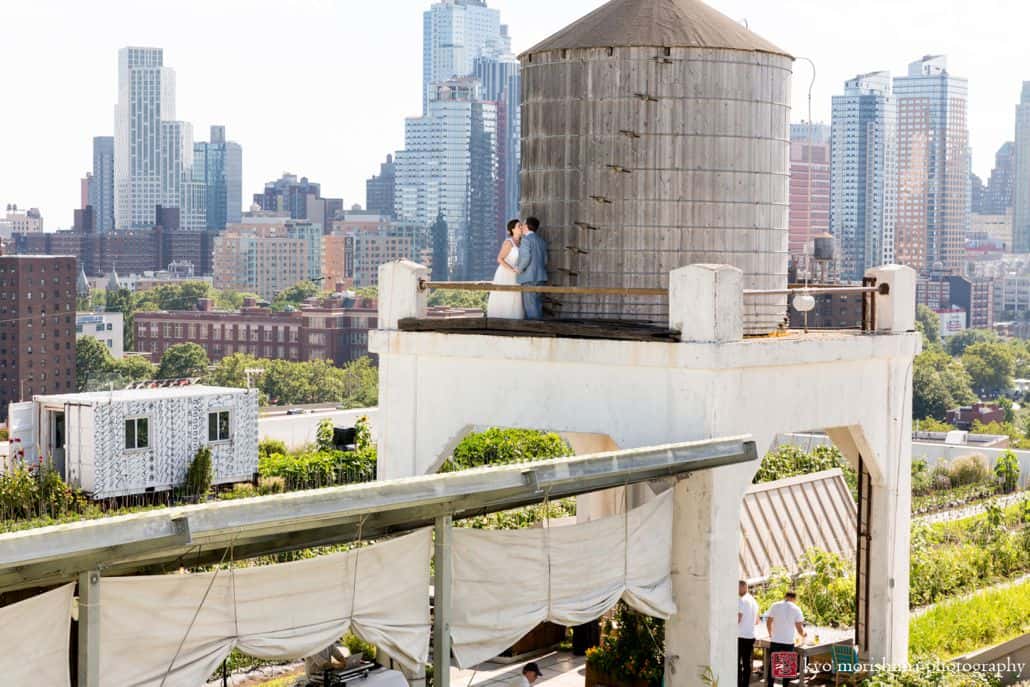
[450, 489, 676, 667]
[98, 528, 432, 687]
[0, 583, 74, 686]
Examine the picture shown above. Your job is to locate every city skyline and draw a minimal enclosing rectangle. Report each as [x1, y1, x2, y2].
[2, 0, 1030, 227]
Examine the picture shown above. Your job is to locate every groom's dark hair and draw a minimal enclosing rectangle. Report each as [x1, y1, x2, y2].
[525, 217, 540, 232]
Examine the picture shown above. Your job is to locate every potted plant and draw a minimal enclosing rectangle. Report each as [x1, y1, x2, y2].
[585, 604, 664, 687]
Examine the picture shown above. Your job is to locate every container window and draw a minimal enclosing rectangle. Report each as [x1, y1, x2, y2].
[208, 410, 231, 442]
[125, 417, 149, 450]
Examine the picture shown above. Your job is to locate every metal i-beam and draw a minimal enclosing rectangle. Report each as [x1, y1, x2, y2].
[0, 436, 757, 593]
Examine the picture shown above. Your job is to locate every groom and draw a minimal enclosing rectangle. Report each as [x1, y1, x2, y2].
[516, 216, 548, 319]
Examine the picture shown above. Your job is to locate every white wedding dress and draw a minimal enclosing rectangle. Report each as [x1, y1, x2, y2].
[486, 239, 525, 319]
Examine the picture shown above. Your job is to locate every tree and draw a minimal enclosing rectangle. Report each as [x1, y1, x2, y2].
[184, 446, 213, 500]
[112, 355, 156, 384]
[75, 336, 114, 392]
[912, 349, 977, 421]
[945, 329, 998, 357]
[962, 342, 1015, 397]
[273, 281, 321, 309]
[428, 289, 487, 310]
[915, 305, 940, 347]
[157, 343, 210, 380]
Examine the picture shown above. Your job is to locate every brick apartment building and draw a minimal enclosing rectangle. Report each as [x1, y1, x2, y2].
[134, 296, 377, 366]
[0, 256, 78, 419]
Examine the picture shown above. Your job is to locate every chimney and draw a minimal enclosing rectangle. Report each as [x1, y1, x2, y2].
[197, 298, 213, 312]
[242, 296, 258, 308]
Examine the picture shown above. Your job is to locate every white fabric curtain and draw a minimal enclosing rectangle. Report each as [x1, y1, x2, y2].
[0, 583, 74, 686]
[450, 489, 676, 667]
[98, 528, 431, 687]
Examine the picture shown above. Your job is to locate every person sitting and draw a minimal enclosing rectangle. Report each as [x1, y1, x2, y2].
[516, 662, 543, 687]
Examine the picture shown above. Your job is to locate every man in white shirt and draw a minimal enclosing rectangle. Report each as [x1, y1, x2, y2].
[765, 591, 805, 687]
[737, 580, 760, 687]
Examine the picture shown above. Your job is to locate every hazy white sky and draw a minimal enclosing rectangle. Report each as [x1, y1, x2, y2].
[0, 0, 1025, 228]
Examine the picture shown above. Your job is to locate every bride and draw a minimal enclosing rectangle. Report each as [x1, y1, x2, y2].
[486, 219, 525, 319]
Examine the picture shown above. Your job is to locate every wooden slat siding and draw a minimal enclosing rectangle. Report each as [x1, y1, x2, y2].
[739, 470, 858, 583]
[397, 317, 681, 342]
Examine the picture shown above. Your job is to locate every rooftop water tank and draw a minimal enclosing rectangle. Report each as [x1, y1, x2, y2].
[519, 0, 793, 334]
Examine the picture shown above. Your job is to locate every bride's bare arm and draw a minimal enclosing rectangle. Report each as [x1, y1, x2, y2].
[497, 241, 517, 272]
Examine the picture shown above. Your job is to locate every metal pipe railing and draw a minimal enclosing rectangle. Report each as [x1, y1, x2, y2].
[418, 279, 890, 298]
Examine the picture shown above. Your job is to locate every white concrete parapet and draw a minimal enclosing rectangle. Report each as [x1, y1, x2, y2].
[865, 264, 917, 334]
[378, 260, 429, 330]
[669, 264, 743, 342]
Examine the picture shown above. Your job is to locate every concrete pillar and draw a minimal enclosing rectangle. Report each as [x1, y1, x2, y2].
[433, 515, 452, 687]
[378, 260, 429, 330]
[865, 265, 917, 333]
[669, 264, 743, 342]
[666, 468, 750, 687]
[865, 356, 913, 664]
[78, 569, 101, 687]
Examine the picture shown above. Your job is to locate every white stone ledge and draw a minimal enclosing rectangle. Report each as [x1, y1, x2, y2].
[369, 329, 921, 371]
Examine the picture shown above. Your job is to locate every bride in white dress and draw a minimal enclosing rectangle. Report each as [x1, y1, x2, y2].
[486, 219, 525, 319]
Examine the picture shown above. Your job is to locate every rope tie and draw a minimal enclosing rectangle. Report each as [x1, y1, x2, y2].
[159, 542, 235, 687]
[347, 515, 368, 630]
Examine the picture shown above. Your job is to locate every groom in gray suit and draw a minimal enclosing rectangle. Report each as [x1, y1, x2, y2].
[516, 216, 548, 320]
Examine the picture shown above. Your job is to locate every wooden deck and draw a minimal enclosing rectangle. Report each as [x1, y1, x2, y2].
[399, 316, 681, 343]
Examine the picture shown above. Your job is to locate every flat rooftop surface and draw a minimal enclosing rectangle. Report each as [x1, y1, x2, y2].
[34, 384, 249, 405]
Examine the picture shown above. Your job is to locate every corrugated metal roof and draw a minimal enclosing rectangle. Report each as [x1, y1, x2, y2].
[522, 0, 789, 57]
[739, 469, 856, 583]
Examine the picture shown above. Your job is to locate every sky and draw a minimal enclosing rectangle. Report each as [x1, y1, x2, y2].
[0, 0, 1026, 229]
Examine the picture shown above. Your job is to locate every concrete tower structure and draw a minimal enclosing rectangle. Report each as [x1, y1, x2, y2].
[519, 0, 792, 334]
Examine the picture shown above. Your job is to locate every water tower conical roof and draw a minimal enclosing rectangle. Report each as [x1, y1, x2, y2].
[522, 0, 789, 57]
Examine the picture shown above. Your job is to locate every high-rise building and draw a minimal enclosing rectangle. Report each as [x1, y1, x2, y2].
[788, 122, 831, 262]
[90, 136, 116, 232]
[366, 154, 396, 218]
[212, 218, 324, 298]
[115, 47, 176, 229]
[894, 56, 969, 274]
[474, 54, 521, 229]
[252, 173, 340, 230]
[0, 256, 77, 419]
[1013, 83, 1030, 252]
[984, 141, 1015, 215]
[4, 205, 44, 234]
[830, 71, 897, 281]
[971, 174, 986, 215]
[395, 79, 498, 280]
[159, 120, 207, 232]
[422, 0, 510, 112]
[194, 125, 243, 230]
[80, 174, 92, 210]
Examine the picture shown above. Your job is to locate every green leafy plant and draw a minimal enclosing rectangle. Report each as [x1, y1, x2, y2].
[758, 549, 857, 627]
[993, 451, 1020, 493]
[947, 455, 992, 487]
[316, 418, 336, 453]
[585, 603, 665, 687]
[754, 445, 857, 495]
[441, 428, 571, 472]
[862, 662, 1000, 686]
[342, 633, 377, 661]
[184, 446, 214, 500]
[258, 439, 287, 461]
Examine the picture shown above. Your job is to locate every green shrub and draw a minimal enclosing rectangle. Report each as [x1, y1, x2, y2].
[947, 455, 992, 487]
[258, 439, 287, 461]
[258, 449, 375, 490]
[343, 633, 377, 661]
[758, 549, 856, 627]
[862, 663, 1000, 686]
[994, 451, 1020, 493]
[912, 458, 933, 496]
[585, 603, 664, 687]
[754, 445, 857, 495]
[0, 461, 86, 522]
[184, 447, 213, 499]
[442, 427, 571, 472]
